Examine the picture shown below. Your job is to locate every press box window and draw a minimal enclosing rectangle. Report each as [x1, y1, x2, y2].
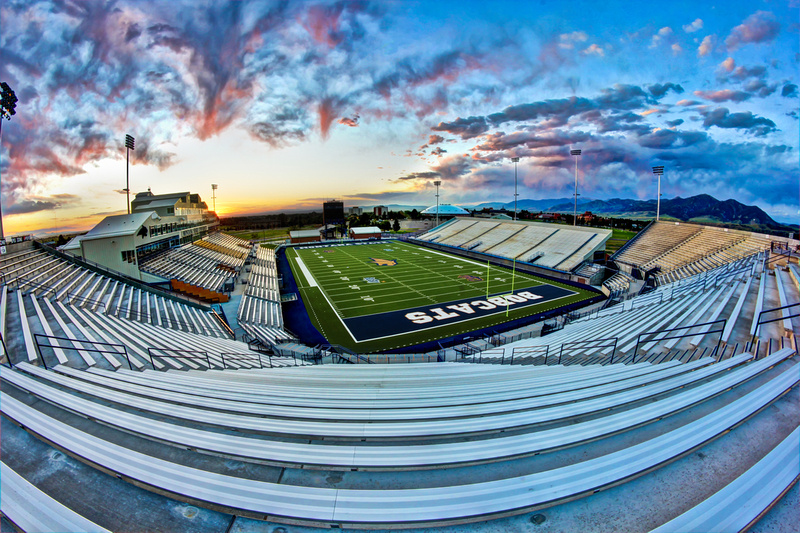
[121, 250, 136, 263]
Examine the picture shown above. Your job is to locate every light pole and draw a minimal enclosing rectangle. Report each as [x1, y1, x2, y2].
[211, 184, 218, 213]
[511, 157, 520, 220]
[124, 134, 135, 214]
[652, 166, 664, 221]
[0, 82, 18, 240]
[434, 180, 442, 227]
[570, 149, 581, 226]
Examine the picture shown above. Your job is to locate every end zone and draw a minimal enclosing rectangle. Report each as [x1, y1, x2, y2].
[342, 283, 576, 342]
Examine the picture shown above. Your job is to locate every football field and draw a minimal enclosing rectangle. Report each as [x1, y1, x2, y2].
[285, 240, 598, 352]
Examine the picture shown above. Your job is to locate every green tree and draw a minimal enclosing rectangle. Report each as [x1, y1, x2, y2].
[392, 219, 400, 232]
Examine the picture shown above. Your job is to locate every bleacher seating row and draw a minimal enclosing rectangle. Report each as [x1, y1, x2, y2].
[236, 246, 294, 348]
[414, 218, 611, 272]
[476, 253, 798, 366]
[0, 248, 228, 338]
[613, 221, 775, 286]
[139, 232, 251, 292]
[0, 345, 796, 528]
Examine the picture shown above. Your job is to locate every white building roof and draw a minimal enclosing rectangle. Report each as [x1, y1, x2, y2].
[421, 204, 470, 215]
[350, 226, 382, 235]
[290, 230, 321, 238]
[82, 211, 160, 240]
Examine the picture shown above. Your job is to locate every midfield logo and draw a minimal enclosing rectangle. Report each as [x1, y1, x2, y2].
[458, 274, 483, 282]
[370, 258, 397, 266]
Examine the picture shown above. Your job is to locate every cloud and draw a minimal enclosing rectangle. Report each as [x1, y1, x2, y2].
[683, 19, 703, 33]
[701, 107, 777, 135]
[743, 79, 777, 98]
[782, 83, 798, 98]
[427, 134, 445, 145]
[636, 129, 708, 149]
[666, 119, 684, 127]
[698, 35, 716, 56]
[431, 147, 447, 157]
[729, 65, 767, 80]
[718, 57, 736, 72]
[395, 171, 441, 181]
[725, 11, 780, 50]
[432, 116, 490, 139]
[5, 194, 81, 215]
[650, 26, 673, 48]
[693, 89, 751, 103]
[676, 99, 701, 106]
[582, 44, 604, 57]
[647, 83, 684, 99]
[671, 43, 683, 55]
[337, 114, 360, 127]
[558, 31, 588, 50]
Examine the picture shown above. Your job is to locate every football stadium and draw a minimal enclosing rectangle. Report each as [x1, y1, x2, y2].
[1, 191, 799, 531]
[1, 2, 799, 532]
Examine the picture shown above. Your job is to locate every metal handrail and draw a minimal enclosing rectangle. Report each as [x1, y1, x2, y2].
[558, 336, 618, 365]
[0, 332, 11, 368]
[146, 347, 212, 371]
[512, 345, 549, 365]
[220, 352, 265, 369]
[633, 319, 726, 364]
[751, 302, 800, 344]
[33, 333, 130, 370]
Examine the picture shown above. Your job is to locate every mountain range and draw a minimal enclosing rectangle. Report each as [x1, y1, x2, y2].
[469, 194, 786, 231]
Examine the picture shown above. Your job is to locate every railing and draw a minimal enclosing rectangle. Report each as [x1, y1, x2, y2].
[1, 332, 11, 368]
[633, 319, 726, 364]
[558, 336, 618, 365]
[65, 293, 106, 313]
[512, 346, 549, 365]
[33, 333, 131, 370]
[752, 303, 800, 345]
[146, 347, 214, 371]
[211, 309, 235, 339]
[10, 276, 59, 299]
[220, 352, 264, 369]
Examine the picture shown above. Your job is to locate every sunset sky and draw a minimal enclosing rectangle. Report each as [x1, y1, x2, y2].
[1, 0, 798, 236]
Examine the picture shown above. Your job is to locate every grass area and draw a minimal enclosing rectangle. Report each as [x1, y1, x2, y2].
[285, 240, 597, 353]
[604, 228, 639, 254]
[222, 226, 315, 241]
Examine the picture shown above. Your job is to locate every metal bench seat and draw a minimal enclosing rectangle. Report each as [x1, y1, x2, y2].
[1, 362, 796, 527]
[2, 351, 790, 470]
[0, 461, 111, 533]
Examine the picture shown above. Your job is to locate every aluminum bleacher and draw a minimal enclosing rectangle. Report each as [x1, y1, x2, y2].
[413, 218, 611, 273]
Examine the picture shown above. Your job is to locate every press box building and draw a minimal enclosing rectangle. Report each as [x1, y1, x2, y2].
[61, 191, 218, 281]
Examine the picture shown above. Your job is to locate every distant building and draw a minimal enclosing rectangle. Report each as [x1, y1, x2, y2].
[349, 226, 382, 240]
[348, 206, 363, 216]
[373, 205, 388, 217]
[289, 229, 322, 244]
[323, 200, 345, 224]
[578, 211, 595, 223]
[420, 204, 470, 218]
[61, 190, 218, 281]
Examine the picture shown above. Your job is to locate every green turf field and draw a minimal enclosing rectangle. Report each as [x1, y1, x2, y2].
[285, 240, 598, 352]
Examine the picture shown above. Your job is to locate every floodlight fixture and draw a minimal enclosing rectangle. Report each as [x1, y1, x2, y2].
[511, 157, 520, 221]
[211, 184, 218, 213]
[125, 134, 135, 214]
[434, 180, 442, 227]
[652, 166, 665, 221]
[571, 149, 582, 225]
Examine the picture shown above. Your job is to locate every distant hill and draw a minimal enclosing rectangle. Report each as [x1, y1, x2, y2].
[470, 194, 785, 231]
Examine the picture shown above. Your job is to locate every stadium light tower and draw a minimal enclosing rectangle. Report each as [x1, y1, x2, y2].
[652, 166, 664, 221]
[124, 134, 135, 214]
[570, 149, 581, 226]
[434, 180, 442, 227]
[211, 184, 218, 213]
[0, 82, 19, 240]
[511, 157, 520, 221]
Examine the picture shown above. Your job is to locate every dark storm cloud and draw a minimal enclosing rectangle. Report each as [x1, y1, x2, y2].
[781, 83, 798, 98]
[432, 116, 490, 139]
[636, 129, 708, 149]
